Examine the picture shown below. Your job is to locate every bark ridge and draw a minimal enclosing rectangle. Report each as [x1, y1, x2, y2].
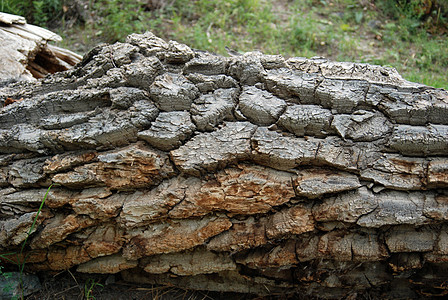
[0, 32, 448, 299]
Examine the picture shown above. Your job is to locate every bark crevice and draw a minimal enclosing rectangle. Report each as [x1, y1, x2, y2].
[0, 32, 447, 298]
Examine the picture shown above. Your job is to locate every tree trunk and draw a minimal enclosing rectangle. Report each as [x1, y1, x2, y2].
[0, 32, 447, 299]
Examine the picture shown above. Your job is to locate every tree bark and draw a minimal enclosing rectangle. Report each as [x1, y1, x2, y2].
[0, 32, 447, 298]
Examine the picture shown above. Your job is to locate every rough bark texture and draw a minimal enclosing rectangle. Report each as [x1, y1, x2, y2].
[0, 32, 448, 299]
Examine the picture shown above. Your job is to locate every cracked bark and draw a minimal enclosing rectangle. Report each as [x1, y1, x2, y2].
[0, 32, 448, 298]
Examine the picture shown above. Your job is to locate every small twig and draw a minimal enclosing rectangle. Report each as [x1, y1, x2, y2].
[53, 285, 78, 296]
[67, 269, 84, 295]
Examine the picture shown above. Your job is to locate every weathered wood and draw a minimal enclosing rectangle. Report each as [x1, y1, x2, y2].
[0, 12, 82, 83]
[0, 32, 448, 298]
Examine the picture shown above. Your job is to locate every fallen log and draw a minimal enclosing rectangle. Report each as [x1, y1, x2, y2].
[0, 32, 447, 299]
[0, 12, 82, 83]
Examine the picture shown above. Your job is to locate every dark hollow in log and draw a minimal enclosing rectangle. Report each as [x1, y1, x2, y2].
[0, 32, 448, 299]
[0, 12, 82, 83]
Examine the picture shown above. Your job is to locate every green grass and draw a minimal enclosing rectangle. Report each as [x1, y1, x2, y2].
[90, 0, 448, 89]
[1, 0, 63, 27]
[2, 0, 447, 89]
[0, 185, 53, 300]
[84, 278, 104, 300]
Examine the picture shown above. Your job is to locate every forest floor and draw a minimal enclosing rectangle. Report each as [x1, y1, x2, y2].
[24, 270, 264, 300]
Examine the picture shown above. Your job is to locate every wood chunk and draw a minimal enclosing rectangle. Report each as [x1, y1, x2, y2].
[8, 157, 48, 188]
[360, 154, 427, 190]
[164, 40, 194, 64]
[123, 56, 164, 89]
[183, 52, 228, 75]
[331, 110, 393, 141]
[315, 137, 362, 171]
[83, 224, 124, 258]
[43, 151, 98, 174]
[236, 240, 298, 268]
[186, 73, 237, 93]
[263, 69, 320, 102]
[295, 235, 320, 262]
[71, 194, 124, 219]
[357, 191, 431, 228]
[427, 159, 448, 187]
[318, 231, 388, 261]
[423, 195, 448, 221]
[288, 57, 407, 85]
[368, 85, 448, 125]
[0, 211, 49, 248]
[47, 246, 91, 271]
[30, 214, 97, 249]
[251, 127, 318, 170]
[228, 52, 265, 85]
[316, 79, 369, 113]
[120, 176, 193, 227]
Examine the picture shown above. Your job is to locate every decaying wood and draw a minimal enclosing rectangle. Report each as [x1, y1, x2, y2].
[0, 32, 448, 298]
[0, 12, 82, 83]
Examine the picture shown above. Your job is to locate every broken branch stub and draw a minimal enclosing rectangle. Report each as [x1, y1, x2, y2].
[1, 31, 448, 298]
[0, 12, 82, 83]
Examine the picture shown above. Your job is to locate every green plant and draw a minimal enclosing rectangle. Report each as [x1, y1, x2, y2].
[377, 0, 447, 34]
[0, 185, 53, 300]
[94, 0, 148, 42]
[84, 278, 104, 300]
[4, 0, 448, 89]
[1, 0, 64, 27]
[0, 266, 14, 297]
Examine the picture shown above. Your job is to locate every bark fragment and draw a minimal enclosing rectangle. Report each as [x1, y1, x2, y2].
[238, 86, 286, 126]
[385, 225, 437, 253]
[137, 111, 195, 151]
[77, 254, 137, 274]
[191, 88, 238, 131]
[52, 142, 175, 190]
[293, 169, 361, 199]
[278, 104, 333, 137]
[169, 164, 296, 218]
[170, 122, 257, 175]
[149, 73, 199, 111]
[141, 247, 236, 276]
[124, 216, 232, 259]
